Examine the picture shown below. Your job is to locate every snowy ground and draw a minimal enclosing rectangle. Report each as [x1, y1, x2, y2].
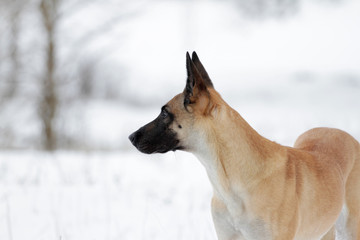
[0, 151, 215, 240]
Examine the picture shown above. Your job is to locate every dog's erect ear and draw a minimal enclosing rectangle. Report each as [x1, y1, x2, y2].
[184, 52, 208, 106]
[191, 51, 214, 88]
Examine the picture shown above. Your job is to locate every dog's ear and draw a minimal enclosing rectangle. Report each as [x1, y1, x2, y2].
[184, 52, 208, 106]
[191, 51, 213, 88]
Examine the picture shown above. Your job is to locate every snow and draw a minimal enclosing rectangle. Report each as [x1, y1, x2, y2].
[0, 151, 215, 240]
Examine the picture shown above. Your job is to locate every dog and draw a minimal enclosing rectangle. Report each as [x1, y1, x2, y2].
[129, 52, 360, 240]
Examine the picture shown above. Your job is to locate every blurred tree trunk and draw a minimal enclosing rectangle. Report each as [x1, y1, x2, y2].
[39, 0, 59, 150]
[0, 0, 23, 99]
[6, 0, 23, 99]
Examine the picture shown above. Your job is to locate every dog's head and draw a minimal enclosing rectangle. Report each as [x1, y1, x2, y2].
[129, 52, 219, 154]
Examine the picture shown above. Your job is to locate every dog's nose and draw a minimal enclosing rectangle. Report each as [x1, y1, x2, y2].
[129, 131, 142, 146]
[129, 132, 136, 144]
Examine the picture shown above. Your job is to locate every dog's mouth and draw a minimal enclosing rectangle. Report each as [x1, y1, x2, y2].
[172, 140, 185, 151]
[131, 141, 183, 154]
[173, 145, 184, 151]
[129, 131, 183, 154]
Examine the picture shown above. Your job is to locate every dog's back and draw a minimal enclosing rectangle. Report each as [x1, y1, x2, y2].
[294, 128, 359, 180]
[293, 127, 360, 239]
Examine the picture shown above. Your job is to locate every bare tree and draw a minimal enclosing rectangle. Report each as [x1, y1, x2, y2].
[0, 0, 142, 149]
[0, 2, 8, 97]
[5, 0, 25, 98]
[0, 0, 24, 99]
[78, 58, 96, 99]
[39, 0, 59, 150]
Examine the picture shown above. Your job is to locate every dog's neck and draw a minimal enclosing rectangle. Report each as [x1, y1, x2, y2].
[192, 102, 286, 202]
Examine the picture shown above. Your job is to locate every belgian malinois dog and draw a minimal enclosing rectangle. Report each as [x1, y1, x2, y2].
[129, 52, 360, 240]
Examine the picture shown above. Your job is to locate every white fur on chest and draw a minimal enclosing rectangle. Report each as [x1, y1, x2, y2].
[194, 152, 270, 240]
[215, 197, 270, 240]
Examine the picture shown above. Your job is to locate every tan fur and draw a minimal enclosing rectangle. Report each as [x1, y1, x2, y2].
[166, 87, 360, 240]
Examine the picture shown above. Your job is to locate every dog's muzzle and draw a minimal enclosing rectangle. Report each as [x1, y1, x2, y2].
[129, 127, 182, 154]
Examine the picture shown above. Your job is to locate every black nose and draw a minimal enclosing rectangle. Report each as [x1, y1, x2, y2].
[129, 131, 141, 146]
[129, 132, 136, 144]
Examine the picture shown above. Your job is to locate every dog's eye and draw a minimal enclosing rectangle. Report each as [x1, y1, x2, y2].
[184, 98, 190, 106]
[161, 109, 168, 119]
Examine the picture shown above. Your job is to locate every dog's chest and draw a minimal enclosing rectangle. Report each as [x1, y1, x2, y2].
[223, 198, 270, 240]
[196, 153, 270, 239]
